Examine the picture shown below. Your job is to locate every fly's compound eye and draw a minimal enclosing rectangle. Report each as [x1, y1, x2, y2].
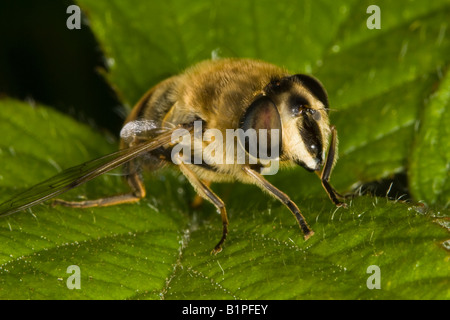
[240, 96, 282, 161]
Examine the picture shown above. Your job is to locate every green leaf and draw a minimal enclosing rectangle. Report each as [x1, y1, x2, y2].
[409, 70, 450, 207]
[1, 0, 449, 300]
[0, 99, 191, 299]
[313, 1, 450, 193]
[1, 101, 448, 300]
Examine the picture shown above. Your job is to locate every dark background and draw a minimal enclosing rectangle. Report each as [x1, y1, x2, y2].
[0, 0, 124, 135]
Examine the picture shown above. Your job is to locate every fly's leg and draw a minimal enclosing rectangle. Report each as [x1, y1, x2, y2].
[178, 162, 228, 254]
[191, 180, 211, 208]
[53, 162, 146, 208]
[316, 126, 348, 207]
[242, 166, 314, 240]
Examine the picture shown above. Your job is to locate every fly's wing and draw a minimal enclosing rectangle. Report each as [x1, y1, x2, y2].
[0, 127, 185, 217]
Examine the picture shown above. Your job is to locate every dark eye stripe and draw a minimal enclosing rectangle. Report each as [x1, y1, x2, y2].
[298, 115, 323, 159]
[290, 74, 329, 110]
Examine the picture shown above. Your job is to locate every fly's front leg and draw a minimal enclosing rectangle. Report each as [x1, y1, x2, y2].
[316, 126, 348, 208]
[242, 166, 314, 240]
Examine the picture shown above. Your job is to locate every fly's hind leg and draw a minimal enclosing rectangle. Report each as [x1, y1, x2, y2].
[53, 170, 146, 208]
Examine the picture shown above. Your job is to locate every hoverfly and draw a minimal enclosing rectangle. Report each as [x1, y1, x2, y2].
[0, 58, 346, 253]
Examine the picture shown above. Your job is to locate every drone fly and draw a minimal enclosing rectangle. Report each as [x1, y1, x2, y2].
[0, 58, 346, 253]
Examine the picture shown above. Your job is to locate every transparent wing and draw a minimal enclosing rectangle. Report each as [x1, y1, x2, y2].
[0, 127, 183, 217]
